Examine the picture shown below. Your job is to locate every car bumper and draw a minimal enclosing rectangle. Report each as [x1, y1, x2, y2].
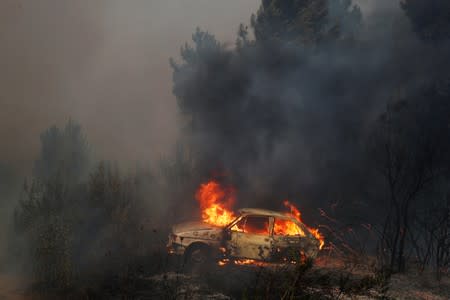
[167, 242, 186, 255]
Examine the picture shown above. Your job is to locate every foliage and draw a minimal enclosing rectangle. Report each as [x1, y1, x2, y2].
[14, 176, 73, 289]
[12, 120, 199, 294]
[14, 161, 146, 291]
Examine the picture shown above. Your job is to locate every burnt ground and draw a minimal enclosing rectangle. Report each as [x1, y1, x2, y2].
[137, 256, 450, 300]
[1, 255, 449, 299]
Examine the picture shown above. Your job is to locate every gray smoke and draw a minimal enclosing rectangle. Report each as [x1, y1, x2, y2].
[0, 0, 259, 175]
[170, 0, 450, 224]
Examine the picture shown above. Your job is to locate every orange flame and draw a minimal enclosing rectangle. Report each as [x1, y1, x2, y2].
[218, 259, 269, 267]
[274, 218, 306, 236]
[195, 180, 236, 227]
[283, 200, 325, 249]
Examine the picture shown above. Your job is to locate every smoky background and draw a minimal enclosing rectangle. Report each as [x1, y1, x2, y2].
[0, 0, 399, 175]
[0, 0, 449, 297]
[0, 0, 396, 254]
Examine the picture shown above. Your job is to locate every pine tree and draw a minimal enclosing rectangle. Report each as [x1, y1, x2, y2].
[251, 0, 361, 44]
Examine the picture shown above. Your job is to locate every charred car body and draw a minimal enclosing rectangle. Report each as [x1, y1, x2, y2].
[167, 208, 321, 266]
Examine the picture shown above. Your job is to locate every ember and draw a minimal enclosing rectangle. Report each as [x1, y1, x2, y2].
[218, 259, 269, 267]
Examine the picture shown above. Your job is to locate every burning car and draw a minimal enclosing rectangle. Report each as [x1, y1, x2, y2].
[167, 207, 323, 267]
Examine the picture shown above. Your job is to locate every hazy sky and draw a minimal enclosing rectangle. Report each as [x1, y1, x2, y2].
[0, 0, 260, 174]
[0, 0, 398, 174]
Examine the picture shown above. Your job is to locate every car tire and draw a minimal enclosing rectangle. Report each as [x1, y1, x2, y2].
[304, 246, 319, 260]
[184, 244, 212, 274]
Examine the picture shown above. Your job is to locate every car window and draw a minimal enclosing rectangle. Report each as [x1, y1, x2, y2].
[243, 216, 270, 235]
[273, 218, 306, 236]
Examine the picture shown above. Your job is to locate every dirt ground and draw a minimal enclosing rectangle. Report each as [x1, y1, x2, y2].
[125, 255, 450, 299]
[387, 272, 450, 300]
[0, 256, 448, 299]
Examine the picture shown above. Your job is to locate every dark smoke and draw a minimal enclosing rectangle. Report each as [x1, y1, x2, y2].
[170, 0, 450, 225]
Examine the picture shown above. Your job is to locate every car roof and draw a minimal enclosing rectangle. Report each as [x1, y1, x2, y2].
[238, 208, 297, 221]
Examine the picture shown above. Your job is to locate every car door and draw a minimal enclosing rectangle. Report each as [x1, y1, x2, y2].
[271, 217, 315, 260]
[227, 215, 273, 260]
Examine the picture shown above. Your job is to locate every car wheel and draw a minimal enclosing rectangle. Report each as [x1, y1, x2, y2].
[184, 244, 212, 274]
[305, 243, 320, 259]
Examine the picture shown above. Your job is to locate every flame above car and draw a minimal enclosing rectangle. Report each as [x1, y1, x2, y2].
[195, 180, 236, 226]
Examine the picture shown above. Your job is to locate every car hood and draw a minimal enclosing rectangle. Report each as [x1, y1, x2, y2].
[172, 221, 222, 235]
